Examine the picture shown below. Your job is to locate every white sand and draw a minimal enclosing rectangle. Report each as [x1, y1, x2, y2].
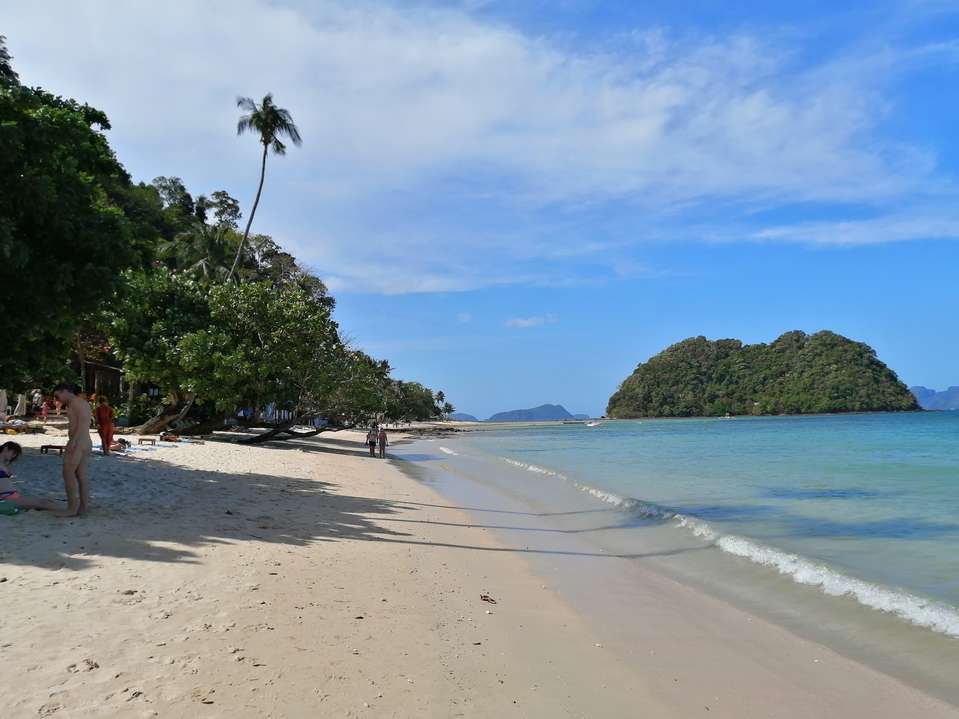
[2, 429, 956, 718]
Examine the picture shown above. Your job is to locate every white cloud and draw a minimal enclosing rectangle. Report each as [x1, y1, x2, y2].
[505, 314, 557, 328]
[2, 0, 956, 293]
[750, 212, 959, 246]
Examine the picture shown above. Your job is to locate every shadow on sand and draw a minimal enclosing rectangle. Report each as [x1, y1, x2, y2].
[0, 439, 702, 572]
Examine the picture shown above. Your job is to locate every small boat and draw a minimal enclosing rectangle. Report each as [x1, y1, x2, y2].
[585, 421, 602, 427]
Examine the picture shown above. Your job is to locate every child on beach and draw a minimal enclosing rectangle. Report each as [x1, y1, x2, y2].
[378, 427, 388, 458]
[0, 441, 59, 511]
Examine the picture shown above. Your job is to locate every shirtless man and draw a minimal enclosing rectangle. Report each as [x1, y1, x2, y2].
[53, 383, 92, 517]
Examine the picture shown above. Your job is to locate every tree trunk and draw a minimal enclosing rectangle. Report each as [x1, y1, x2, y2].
[75, 334, 87, 391]
[227, 141, 268, 282]
[239, 415, 337, 444]
[126, 394, 195, 435]
[179, 413, 231, 436]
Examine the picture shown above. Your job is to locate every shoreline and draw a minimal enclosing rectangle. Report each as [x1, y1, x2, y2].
[2, 429, 956, 717]
[393, 433, 959, 716]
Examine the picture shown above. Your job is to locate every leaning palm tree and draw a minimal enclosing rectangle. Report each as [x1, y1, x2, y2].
[228, 93, 302, 281]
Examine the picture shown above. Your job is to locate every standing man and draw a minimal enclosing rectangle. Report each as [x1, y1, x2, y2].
[52, 383, 92, 517]
[367, 424, 378, 457]
[378, 426, 388, 459]
[94, 396, 115, 456]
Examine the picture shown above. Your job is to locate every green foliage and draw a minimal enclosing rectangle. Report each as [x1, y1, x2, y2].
[0, 51, 445, 428]
[0, 82, 141, 387]
[104, 268, 211, 395]
[230, 93, 302, 281]
[0, 35, 19, 86]
[236, 94, 302, 156]
[178, 282, 343, 414]
[208, 190, 241, 229]
[385, 381, 443, 422]
[607, 331, 920, 418]
[159, 222, 238, 283]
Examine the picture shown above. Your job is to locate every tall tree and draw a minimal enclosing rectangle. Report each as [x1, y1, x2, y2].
[229, 94, 302, 281]
[209, 190, 241, 229]
[0, 35, 18, 86]
[0, 81, 140, 387]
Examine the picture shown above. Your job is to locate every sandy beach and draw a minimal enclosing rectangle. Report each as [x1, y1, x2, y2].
[3, 428, 956, 718]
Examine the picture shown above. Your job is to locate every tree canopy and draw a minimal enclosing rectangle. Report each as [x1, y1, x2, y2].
[607, 331, 920, 418]
[0, 81, 143, 386]
[1, 42, 450, 434]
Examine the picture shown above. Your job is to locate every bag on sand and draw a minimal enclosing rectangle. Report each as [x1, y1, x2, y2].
[0, 499, 19, 515]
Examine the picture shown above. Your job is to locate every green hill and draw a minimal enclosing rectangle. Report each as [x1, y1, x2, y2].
[607, 331, 919, 418]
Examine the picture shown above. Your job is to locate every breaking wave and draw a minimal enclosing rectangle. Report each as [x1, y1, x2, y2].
[497, 455, 959, 638]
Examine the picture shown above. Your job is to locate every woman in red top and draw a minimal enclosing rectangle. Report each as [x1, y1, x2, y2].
[94, 396, 115, 455]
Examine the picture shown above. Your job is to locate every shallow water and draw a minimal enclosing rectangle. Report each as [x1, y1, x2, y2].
[455, 412, 959, 634]
[392, 412, 959, 703]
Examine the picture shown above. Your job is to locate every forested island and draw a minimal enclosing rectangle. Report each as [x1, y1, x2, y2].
[606, 331, 919, 418]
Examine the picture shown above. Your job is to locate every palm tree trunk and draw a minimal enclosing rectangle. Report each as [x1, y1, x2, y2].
[227, 141, 268, 282]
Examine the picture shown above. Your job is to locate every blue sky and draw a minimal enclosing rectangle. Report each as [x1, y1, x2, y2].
[5, 0, 959, 417]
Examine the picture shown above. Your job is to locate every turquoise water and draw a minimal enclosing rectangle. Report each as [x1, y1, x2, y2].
[455, 412, 959, 636]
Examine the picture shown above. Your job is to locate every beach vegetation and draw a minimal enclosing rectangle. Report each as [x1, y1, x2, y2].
[1, 40, 450, 433]
[229, 93, 302, 281]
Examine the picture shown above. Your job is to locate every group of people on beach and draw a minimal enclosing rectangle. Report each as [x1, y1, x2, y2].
[0, 383, 114, 518]
[366, 424, 389, 458]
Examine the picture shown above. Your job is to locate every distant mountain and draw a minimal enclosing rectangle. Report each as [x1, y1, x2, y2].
[911, 386, 959, 411]
[608, 331, 919, 418]
[572, 413, 590, 420]
[488, 404, 575, 422]
[449, 412, 479, 421]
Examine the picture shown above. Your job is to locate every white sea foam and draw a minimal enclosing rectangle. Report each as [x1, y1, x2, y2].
[716, 535, 959, 638]
[439, 446, 459, 456]
[498, 453, 959, 638]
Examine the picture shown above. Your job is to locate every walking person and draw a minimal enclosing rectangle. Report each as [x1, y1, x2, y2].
[378, 426, 388, 459]
[366, 425, 378, 457]
[94, 396, 115, 456]
[52, 383, 92, 517]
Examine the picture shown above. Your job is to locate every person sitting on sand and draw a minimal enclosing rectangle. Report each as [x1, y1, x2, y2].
[367, 425, 378, 457]
[94, 395, 115, 456]
[0, 441, 59, 511]
[378, 426, 388, 459]
[53, 383, 92, 517]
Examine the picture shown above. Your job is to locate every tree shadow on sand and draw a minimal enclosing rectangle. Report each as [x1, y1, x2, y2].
[0, 443, 698, 572]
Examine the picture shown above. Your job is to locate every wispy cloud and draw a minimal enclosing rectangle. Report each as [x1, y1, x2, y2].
[4, 1, 958, 294]
[505, 314, 558, 329]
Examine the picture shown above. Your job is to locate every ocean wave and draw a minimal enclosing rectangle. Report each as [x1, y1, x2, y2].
[498, 454, 959, 638]
[439, 446, 459, 456]
[715, 535, 959, 637]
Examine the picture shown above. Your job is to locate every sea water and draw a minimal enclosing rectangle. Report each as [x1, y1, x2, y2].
[445, 413, 959, 638]
[394, 412, 959, 698]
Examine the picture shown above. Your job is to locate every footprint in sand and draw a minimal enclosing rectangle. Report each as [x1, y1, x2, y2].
[66, 658, 99, 673]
